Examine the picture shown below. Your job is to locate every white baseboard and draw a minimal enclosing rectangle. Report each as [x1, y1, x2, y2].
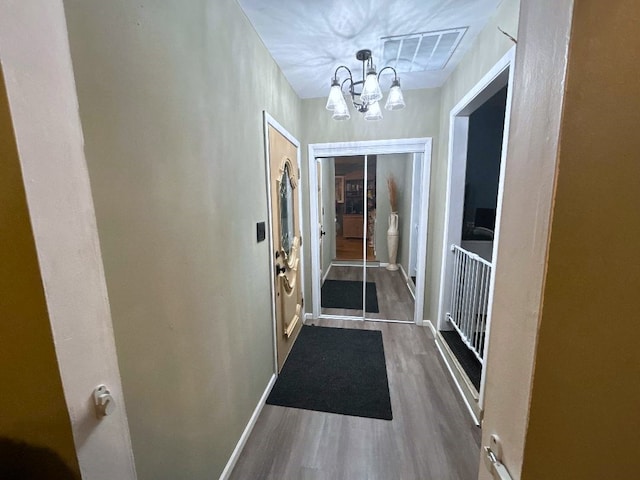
[304, 313, 313, 323]
[423, 319, 436, 335]
[322, 263, 332, 283]
[434, 333, 481, 426]
[399, 263, 409, 281]
[380, 262, 409, 275]
[398, 264, 416, 300]
[219, 373, 277, 479]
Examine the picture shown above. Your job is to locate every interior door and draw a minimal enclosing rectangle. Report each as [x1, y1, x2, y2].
[268, 125, 303, 371]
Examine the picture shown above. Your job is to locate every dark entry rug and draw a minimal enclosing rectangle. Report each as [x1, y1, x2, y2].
[321, 280, 380, 313]
[441, 330, 482, 391]
[266, 325, 393, 420]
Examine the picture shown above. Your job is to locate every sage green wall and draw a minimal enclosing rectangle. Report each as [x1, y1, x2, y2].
[374, 154, 409, 266]
[63, 0, 301, 478]
[0, 65, 80, 479]
[430, 0, 520, 322]
[302, 88, 441, 318]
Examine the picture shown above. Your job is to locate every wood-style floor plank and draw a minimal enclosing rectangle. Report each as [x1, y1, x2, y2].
[230, 320, 481, 480]
[335, 235, 376, 261]
[322, 265, 414, 322]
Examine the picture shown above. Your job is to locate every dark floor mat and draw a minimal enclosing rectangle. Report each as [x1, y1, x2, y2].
[441, 330, 482, 391]
[321, 280, 379, 313]
[267, 325, 392, 420]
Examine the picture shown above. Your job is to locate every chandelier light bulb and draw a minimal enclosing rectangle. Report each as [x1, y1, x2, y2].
[360, 66, 383, 104]
[332, 95, 351, 120]
[385, 79, 406, 111]
[363, 101, 383, 121]
[326, 79, 343, 111]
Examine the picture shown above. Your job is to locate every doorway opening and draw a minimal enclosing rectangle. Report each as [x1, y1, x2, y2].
[333, 156, 377, 262]
[436, 47, 515, 423]
[309, 139, 432, 326]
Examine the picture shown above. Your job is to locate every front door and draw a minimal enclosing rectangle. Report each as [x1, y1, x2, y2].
[268, 124, 303, 371]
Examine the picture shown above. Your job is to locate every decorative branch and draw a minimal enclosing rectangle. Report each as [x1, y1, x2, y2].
[387, 176, 398, 212]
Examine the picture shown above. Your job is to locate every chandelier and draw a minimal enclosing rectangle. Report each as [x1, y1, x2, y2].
[325, 49, 405, 121]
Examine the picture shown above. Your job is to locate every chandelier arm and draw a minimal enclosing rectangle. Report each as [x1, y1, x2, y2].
[341, 78, 365, 111]
[377, 66, 399, 82]
[333, 65, 353, 83]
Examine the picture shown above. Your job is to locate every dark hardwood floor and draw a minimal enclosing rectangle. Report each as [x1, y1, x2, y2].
[229, 319, 481, 480]
[335, 235, 376, 261]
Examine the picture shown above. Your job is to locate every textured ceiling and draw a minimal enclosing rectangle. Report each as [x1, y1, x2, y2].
[238, 0, 504, 99]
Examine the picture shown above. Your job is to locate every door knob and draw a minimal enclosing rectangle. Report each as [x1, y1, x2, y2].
[276, 264, 286, 275]
[320, 230, 326, 237]
[93, 384, 116, 418]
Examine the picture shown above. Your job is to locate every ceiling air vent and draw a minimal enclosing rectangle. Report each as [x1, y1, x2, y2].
[381, 27, 468, 73]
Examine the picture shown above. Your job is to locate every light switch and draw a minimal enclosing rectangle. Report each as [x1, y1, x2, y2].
[257, 221, 266, 242]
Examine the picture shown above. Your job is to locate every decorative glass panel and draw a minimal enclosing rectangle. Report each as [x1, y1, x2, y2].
[279, 164, 295, 258]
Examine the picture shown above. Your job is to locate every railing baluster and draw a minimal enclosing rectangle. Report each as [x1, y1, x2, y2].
[447, 245, 493, 363]
[477, 264, 488, 356]
[474, 265, 487, 352]
[450, 248, 461, 324]
[461, 255, 470, 339]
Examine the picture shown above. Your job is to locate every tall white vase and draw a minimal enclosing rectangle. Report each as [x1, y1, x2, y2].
[386, 212, 399, 271]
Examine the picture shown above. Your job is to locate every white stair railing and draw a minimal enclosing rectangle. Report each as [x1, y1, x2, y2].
[446, 244, 492, 363]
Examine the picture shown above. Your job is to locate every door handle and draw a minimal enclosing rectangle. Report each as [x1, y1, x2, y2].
[275, 264, 286, 275]
[320, 230, 326, 237]
[483, 435, 512, 480]
[93, 384, 116, 418]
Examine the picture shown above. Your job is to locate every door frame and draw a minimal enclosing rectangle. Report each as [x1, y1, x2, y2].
[263, 112, 304, 373]
[308, 138, 432, 325]
[317, 160, 324, 282]
[0, 3, 137, 477]
[407, 152, 423, 289]
[436, 46, 516, 416]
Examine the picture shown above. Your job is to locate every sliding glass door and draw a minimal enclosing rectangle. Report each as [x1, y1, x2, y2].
[319, 155, 366, 319]
[364, 153, 417, 322]
[318, 153, 420, 323]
